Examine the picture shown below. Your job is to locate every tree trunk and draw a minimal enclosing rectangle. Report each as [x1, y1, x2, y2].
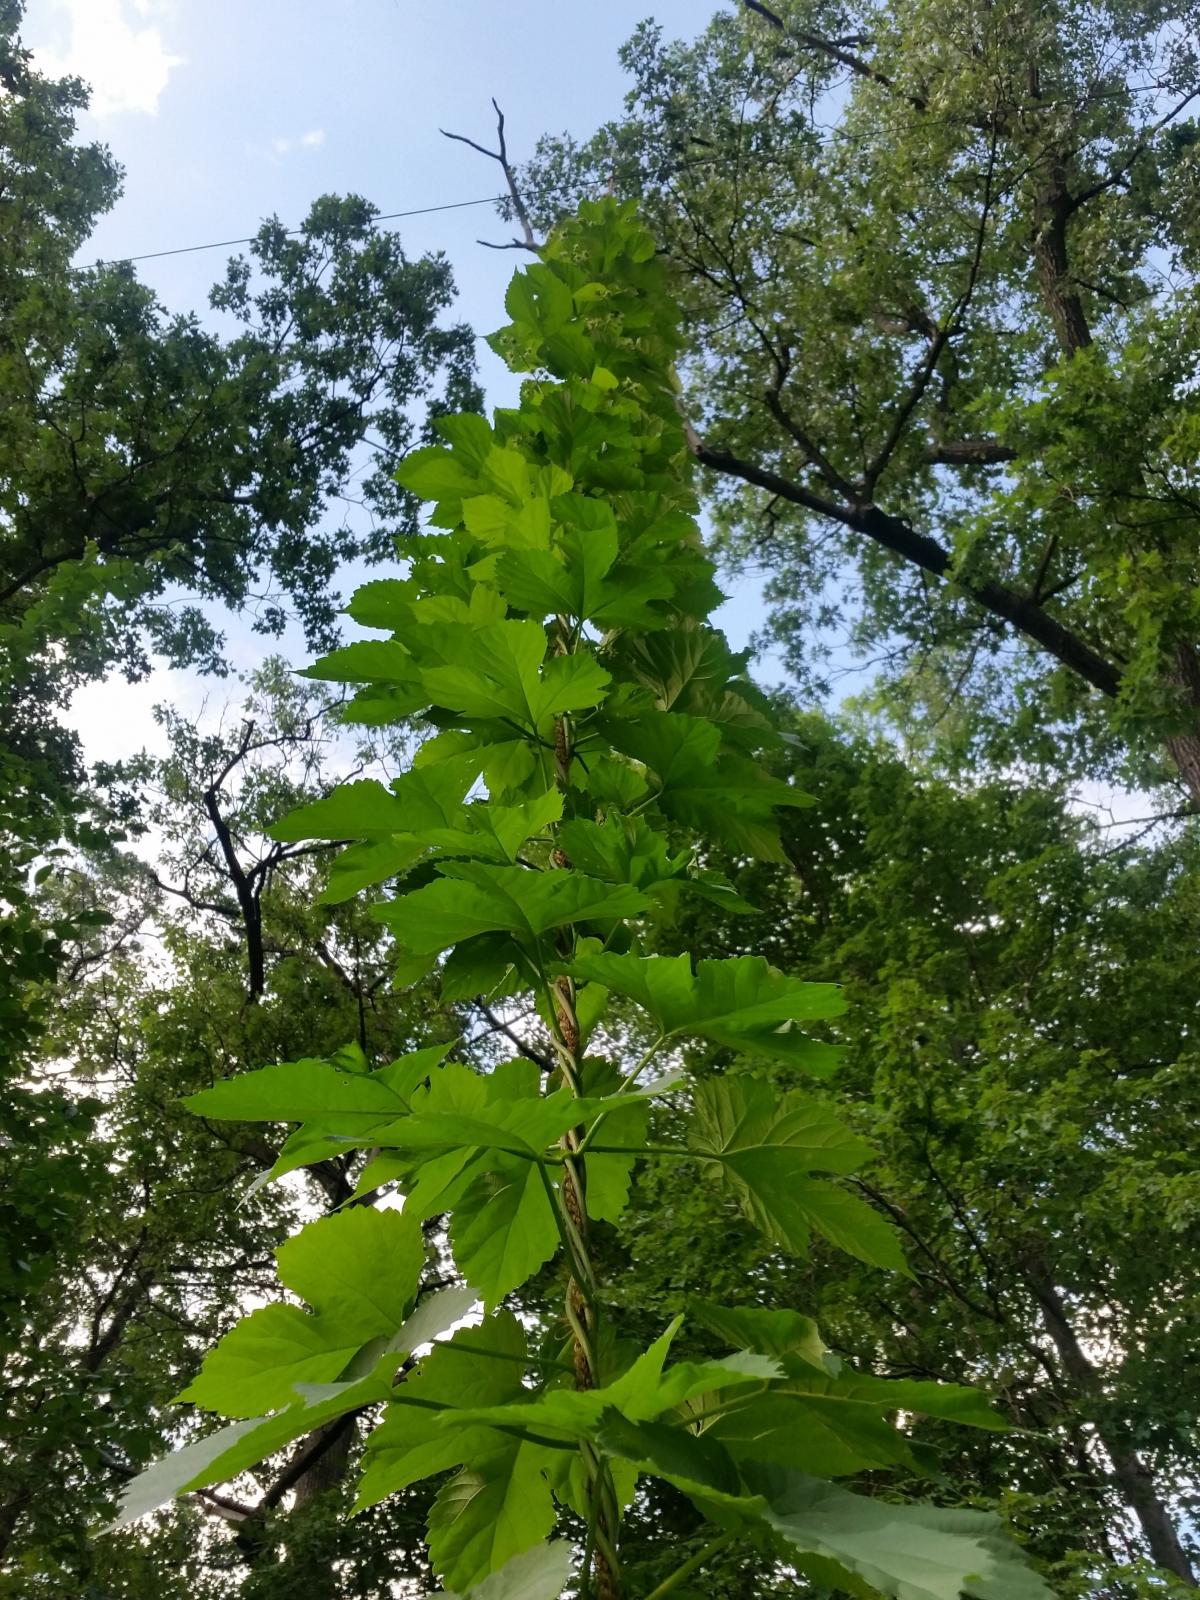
[1031, 162, 1093, 358]
[289, 1417, 355, 1508]
[1166, 646, 1200, 808]
[1167, 730, 1200, 807]
[0, 1487, 32, 1563]
[1024, 1262, 1197, 1584]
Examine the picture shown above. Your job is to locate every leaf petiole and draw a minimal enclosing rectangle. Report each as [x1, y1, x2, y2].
[574, 1034, 667, 1158]
[642, 1533, 736, 1600]
[584, 1144, 691, 1159]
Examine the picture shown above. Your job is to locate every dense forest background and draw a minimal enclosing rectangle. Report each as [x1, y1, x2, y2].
[3, 0, 1200, 1594]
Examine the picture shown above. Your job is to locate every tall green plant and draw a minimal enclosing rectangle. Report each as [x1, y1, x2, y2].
[117, 203, 1048, 1600]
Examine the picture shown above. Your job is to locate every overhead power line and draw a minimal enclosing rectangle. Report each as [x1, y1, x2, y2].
[80, 194, 508, 269]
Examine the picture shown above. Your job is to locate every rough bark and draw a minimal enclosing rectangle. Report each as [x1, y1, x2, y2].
[1032, 158, 1094, 357]
[289, 1418, 356, 1508]
[1166, 645, 1200, 808]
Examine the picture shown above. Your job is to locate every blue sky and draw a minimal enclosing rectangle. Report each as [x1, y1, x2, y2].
[26, 0, 794, 761]
[20, 0, 1147, 834]
[31, 0, 709, 390]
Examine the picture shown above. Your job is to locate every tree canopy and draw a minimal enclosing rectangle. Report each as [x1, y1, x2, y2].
[4, 0, 1200, 1595]
[520, 0, 1200, 800]
[0, 0, 478, 828]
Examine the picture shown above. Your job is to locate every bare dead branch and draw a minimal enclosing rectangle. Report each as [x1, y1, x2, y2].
[442, 100, 539, 252]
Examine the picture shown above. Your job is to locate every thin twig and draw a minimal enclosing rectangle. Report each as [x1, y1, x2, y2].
[474, 999, 556, 1073]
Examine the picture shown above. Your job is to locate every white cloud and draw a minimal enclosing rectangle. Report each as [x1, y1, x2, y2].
[65, 665, 190, 766]
[34, 0, 183, 118]
[266, 129, 326, 163]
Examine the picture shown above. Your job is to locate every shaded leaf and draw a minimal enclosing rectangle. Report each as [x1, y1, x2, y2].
[689, 1077, 906, 1272]
[434, 1540, 573, 1600]
[596, 1408, 742, 1498]
[746, 1468, 1052, 1600]
[428, 1441, 559, 1595]
[450, 1157, 561, 1309]
[687, 1298, 835, 1374]
[607, 711, 810, 861]
[356, 1312, 528, 1512]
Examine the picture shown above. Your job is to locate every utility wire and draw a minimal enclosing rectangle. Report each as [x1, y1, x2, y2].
[79, 193, 508, 270]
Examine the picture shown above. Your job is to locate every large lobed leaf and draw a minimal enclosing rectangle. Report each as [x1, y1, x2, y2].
[112, 1284, 475, 1529]
[432, 1540, 574, 1600]
[688, 1075, 907, 1273]
[358, 1313, 561, 1594]
[377, 863, 652, 957]
[746, 1469, 1053, 1600]
[178, 1206, 426, 1417]
[570, 951, 843, 1072]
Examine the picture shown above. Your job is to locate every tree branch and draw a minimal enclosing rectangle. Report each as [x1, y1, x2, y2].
[474, 1000, 556, 1073]
[198, 720, 267, 1001]
[692, 440, 1123, 698]
[928, 439, 1017, 466]
[739, 1, 927, 110]
[863, 125, 999, 493]
[1068, 86, 1200, 213]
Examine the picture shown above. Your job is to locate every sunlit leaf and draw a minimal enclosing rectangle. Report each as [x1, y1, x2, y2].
[177, 1208, 426, 1416]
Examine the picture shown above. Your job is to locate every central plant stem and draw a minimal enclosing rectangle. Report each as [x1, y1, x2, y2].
[550, 706, 623, 1600]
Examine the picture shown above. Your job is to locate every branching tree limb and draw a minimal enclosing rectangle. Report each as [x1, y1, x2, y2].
[691, 438, 1124, 698]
